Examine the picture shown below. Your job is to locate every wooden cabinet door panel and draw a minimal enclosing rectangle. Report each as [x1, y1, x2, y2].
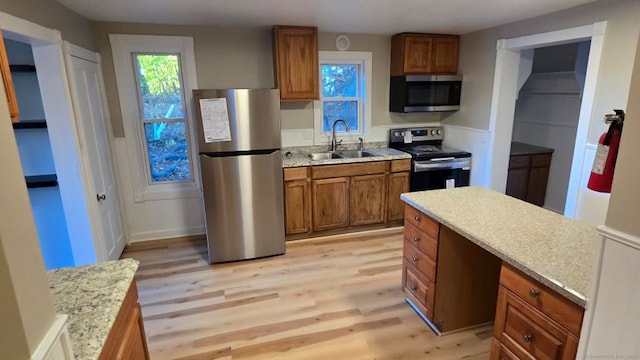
[312, 177, 349, 231]
[0, 30, 19, 123]
[431, 37, 459, 74]
[273, 26, 318, 101]
[388, 172, 409, 221]
[403, 263, 435, 319]
[284, 179, 311, 235]
[490, 338, 520, 360]
[506, 167, 529, 201]
[403, 36, 433, 73]
[350, 174, 385, 226]
[118, 304, 150, 360]
[527, 166, 550, 206]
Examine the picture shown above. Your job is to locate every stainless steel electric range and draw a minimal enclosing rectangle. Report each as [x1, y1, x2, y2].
[388, 127, 471, 191]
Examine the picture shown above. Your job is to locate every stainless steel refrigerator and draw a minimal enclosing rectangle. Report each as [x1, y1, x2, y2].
[192, 89, 285, 263]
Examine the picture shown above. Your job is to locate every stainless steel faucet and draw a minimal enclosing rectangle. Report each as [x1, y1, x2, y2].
[330, 119, 349, 151]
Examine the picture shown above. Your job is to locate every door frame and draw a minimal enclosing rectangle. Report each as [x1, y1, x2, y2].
[486, 21, 607, 218]
[0, 11, 99, 264]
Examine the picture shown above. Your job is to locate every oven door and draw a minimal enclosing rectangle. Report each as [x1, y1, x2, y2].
[410, 157, 471, 191]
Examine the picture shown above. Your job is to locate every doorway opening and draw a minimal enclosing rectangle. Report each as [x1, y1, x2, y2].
[486, 21, 607, 218]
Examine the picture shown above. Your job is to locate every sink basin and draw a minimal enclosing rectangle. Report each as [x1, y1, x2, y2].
[305, 152, 343, 160]
[335, 149, 377, 158]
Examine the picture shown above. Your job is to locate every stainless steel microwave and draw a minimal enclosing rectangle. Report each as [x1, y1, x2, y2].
[389, 75, 462, 113]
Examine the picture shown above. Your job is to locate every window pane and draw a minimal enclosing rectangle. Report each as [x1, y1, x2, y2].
[135, 54, 185, 120]
[322, 101, 358, 132]
[321, 65, 358, 98]
[144, 122, 191, 182]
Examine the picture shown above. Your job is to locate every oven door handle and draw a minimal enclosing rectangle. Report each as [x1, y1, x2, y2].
[414, 159, 471, 172]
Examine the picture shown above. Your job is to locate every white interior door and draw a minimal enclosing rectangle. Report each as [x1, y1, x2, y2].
[65, 43, 125, 261]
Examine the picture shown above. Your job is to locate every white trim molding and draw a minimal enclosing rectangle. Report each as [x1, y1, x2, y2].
[109, 34, 200, 203]
[31, 315, 74, 360]
[597, 225, 640, 251]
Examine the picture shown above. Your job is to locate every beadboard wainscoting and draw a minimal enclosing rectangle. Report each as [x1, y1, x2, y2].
[31, 315, 74, 360]
[441, 124, 491, 187]
[113, 138, 205, 242]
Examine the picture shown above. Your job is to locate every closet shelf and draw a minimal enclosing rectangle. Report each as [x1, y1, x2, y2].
[25, 174, 58, 188]
[13, 120, 47, 129]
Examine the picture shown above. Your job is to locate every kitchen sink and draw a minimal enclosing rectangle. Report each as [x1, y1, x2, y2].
[335, 149, 377, 158]
[305, 152, 343, 160]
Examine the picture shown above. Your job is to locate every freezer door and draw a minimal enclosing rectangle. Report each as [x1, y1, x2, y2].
[193, 89, 281, 152]
[200, 150, 285, 263]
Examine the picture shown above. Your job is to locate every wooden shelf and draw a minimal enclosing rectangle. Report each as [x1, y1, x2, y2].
[9, 64, 36, 72]
[13, 120, 47, 129]
[25, 174, 58, 188]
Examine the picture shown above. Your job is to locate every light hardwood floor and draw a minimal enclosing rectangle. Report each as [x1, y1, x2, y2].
[122, 231, 492, 360]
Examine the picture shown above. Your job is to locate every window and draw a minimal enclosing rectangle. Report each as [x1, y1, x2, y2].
[110, 35, 199, 202]
[314, 51, 372, 143]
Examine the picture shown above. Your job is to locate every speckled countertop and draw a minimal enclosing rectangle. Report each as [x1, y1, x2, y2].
[282, 142, 411, 168]
[48, 258, 139, 360]
[401, 187, 597, 307]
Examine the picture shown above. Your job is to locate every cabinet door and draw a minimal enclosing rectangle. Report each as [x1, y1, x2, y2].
[350, 174, 386, 226]
[118, 304, 150, 360]
[284, 179, 311, 235]
[273, 26, 319, 101]
[403, 35, 433, 74]
[506, 167, 529, 201]
[0, 29, 19, 123]
[527, 154, 552, 207]
[388, 172, 409, 221]
[312, 177, 349, 231]
[431, 37, 459, 74]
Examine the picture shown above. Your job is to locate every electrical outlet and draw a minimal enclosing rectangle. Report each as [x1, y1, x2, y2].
[303, 129, 314, 139]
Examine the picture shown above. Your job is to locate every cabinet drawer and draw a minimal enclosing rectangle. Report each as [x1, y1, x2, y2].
[390, 159, 411, 172]
[404, 264, 435, 319]
[403, 222, 438, 261]
[283, 167, 309, 181]
[490, 338, 519, 360]
[404, 205, 439, 238]
[500, 264, 583, 336]
[403, 241, 436, 281]
[531, 153, 552, 167]
[494, 286, 579, 360]
[508, 155, 530, 169]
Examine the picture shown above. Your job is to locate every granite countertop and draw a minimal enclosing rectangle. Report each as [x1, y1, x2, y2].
[48, 258, 140, 360]
[282, 142, 411, 168]
[401, 187, 597, 307]
[510, 141, 555, 156]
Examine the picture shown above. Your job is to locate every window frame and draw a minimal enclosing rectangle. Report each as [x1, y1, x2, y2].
[314, 51, 372, 145]
[110, 34, 200, 202]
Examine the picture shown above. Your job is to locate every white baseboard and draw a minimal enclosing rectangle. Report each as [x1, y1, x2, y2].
[31, 315, 74, 360]
[129, 225, 206, 242]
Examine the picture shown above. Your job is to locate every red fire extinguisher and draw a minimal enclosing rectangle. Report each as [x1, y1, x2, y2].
[587, 109, 624, 193]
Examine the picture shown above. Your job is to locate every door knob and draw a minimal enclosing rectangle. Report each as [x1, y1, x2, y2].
[97, 194, 106, 202]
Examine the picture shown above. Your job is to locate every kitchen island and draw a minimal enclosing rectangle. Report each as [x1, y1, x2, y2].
[48, 258, 149, 360]
[400, 186, 598, 359]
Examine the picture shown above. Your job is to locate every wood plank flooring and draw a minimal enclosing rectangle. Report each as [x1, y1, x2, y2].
[122, 231, 492, 360]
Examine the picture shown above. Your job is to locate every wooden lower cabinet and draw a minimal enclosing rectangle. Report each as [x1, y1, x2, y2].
[284, 179, 311, 234]
[491, 264, 583, 360]
[350, 174, 386, 225]
[388, 172, 410, 221]
[506, 153, 552, 207]
[99, 281, 150, 360]
[312, 177, 349, 231]
[283, 160, 410, 236]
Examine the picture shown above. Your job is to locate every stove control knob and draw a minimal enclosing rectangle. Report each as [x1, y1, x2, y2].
[430, 129, 436, 136]
[394, 132, 401, 138]
[436, 129, 443, 136]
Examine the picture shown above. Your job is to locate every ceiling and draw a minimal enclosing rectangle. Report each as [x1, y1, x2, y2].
[56, 0, 597, 35]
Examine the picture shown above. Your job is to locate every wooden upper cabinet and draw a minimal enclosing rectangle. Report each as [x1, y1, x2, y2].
[391, 33, 459, 75]
[0, 30, 19, 123]
[273, 26, 319, 101]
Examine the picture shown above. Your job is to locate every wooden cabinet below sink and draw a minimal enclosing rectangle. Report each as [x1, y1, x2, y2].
[283, 159, 410, 239]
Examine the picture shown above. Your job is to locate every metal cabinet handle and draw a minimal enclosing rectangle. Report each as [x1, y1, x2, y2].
[413, 236, 419, 242]
[523, 334, 533, 343]
[410, 285, 417, 291]
[414, 215, 421, 222]
[96, 194, 106, 202]
[412, 256, 418, 262]
[529, 289, 540, 298]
